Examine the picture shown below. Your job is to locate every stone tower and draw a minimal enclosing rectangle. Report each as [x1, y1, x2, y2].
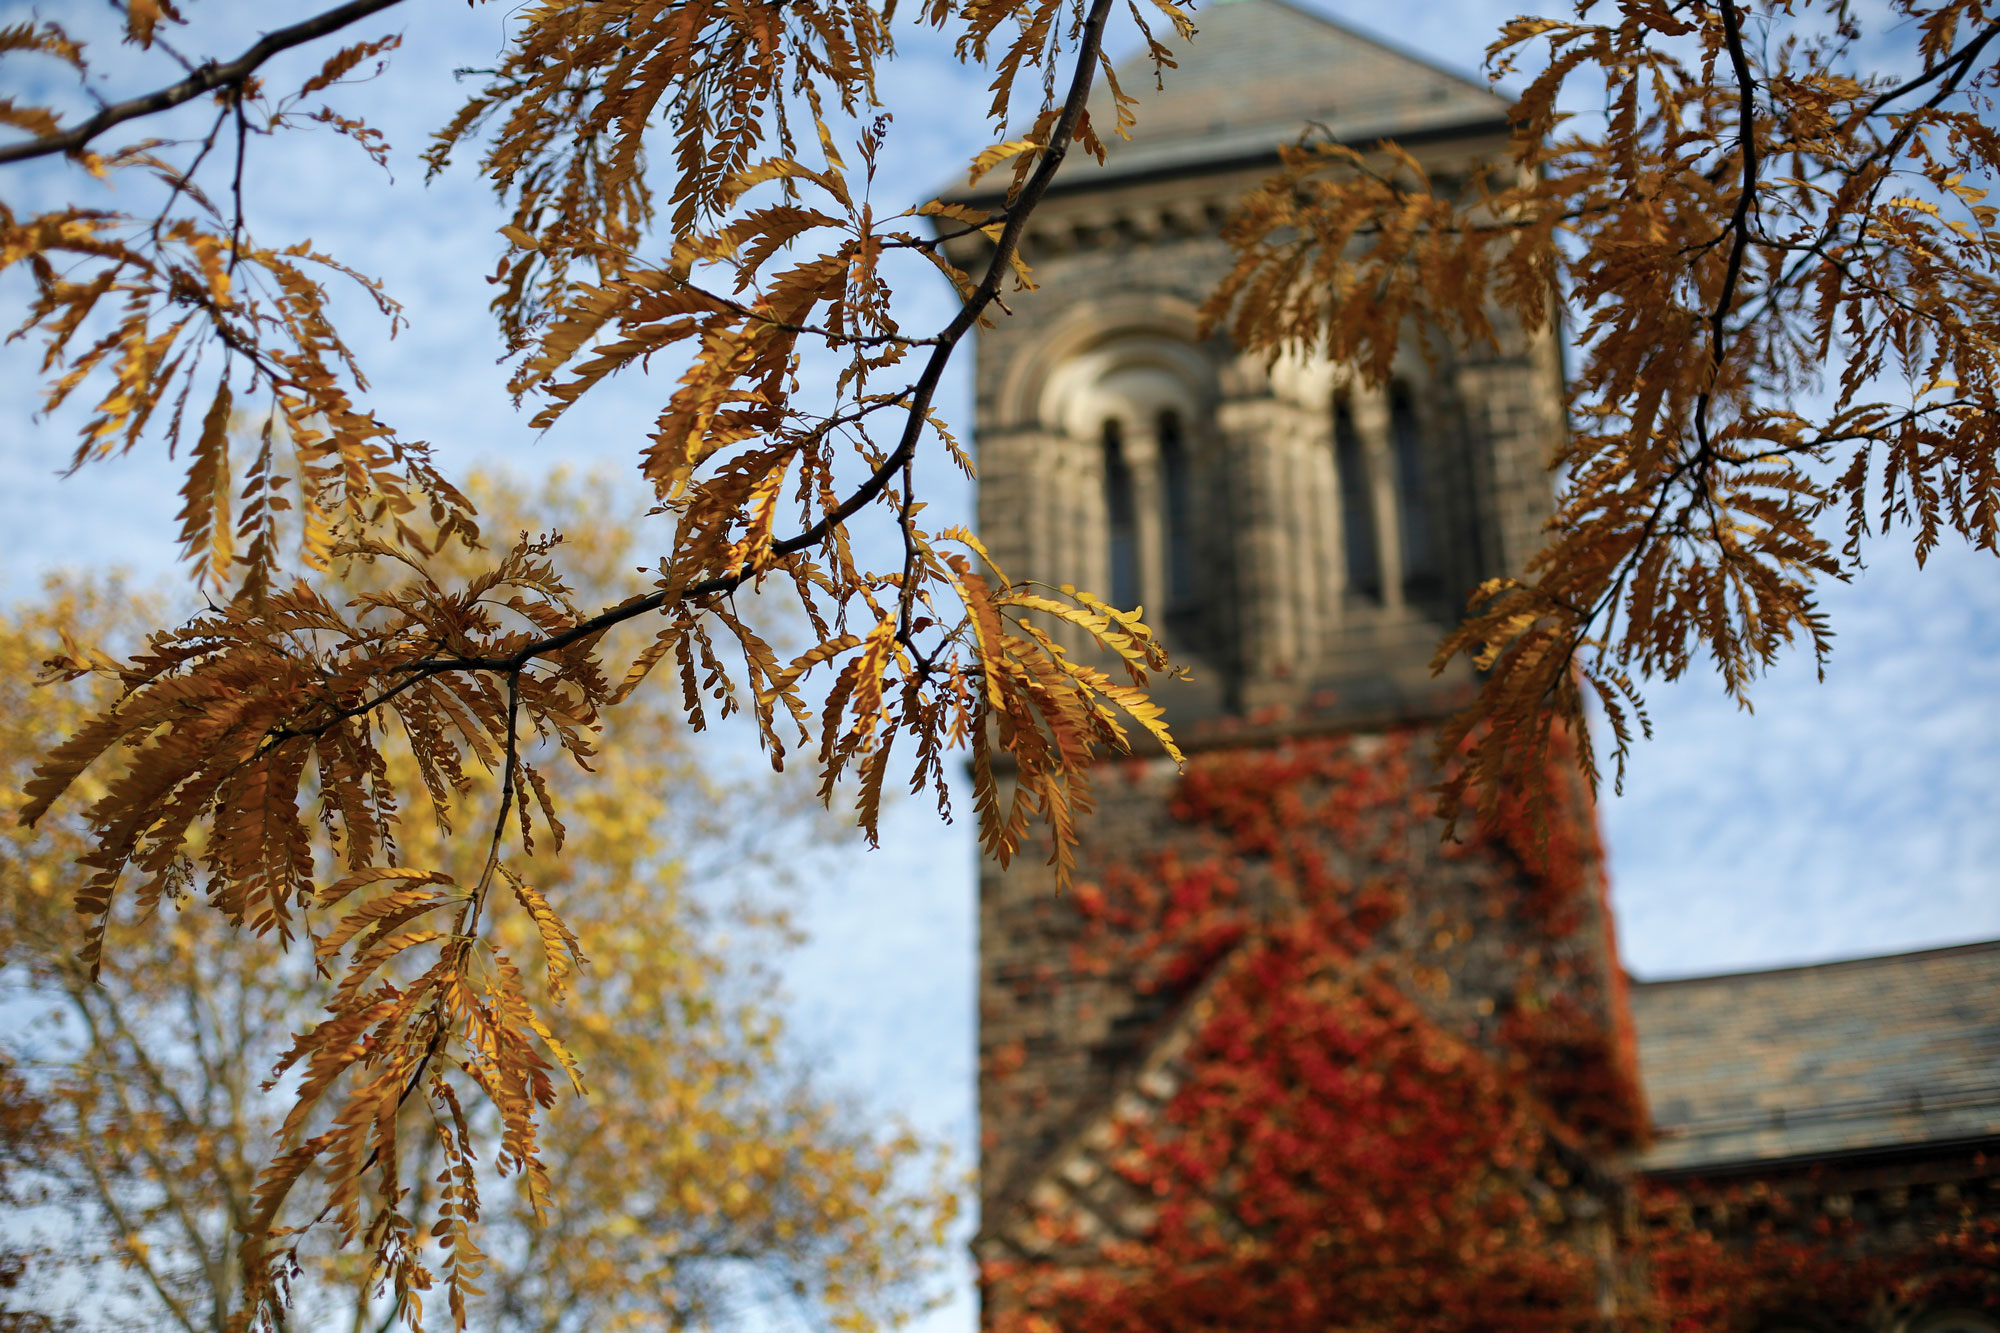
[956, 0, 1566, 728]
[949, 3, 1650, 1327]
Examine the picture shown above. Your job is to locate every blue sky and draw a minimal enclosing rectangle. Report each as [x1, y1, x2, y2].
[4, 1, 1997, 1328]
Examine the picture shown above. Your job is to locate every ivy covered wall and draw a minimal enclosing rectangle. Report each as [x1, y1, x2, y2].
[975, 727, 2000, 1330]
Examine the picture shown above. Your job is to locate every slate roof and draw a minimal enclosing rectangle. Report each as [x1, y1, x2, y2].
[1628, 940, 2000, 1174]
[1058, 0, 1511, 189]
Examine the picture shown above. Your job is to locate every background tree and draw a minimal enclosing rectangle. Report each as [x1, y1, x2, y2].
[1211, 0, 2000, 826]
[0, 471, 956, 1333]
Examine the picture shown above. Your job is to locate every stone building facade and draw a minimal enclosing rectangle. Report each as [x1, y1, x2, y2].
[954, 0, 1558, 727]
[952, 3, 2000, 1329]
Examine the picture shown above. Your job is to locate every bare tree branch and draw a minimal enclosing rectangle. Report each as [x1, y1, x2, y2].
[0, 0, 407, 166]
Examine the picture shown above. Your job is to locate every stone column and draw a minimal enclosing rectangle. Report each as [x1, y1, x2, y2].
[1216, 394, 1292, 704]
[1055, 426, 1106, 657]
[976, 424, 1104, 657]
[1451, 323, 1564, 581]
[1288, 400, 1341, 673]
[1127, 418, 1166, 624]
[1305, 398, 1341, 670]
[1348, 383, 1405, 611]
[972, 424, 1045, 584]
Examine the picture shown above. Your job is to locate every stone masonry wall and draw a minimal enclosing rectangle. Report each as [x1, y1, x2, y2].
[976, 723, 1643, 1231]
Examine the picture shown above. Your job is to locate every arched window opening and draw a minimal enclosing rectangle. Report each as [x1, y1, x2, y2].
[1334, 394, 1380, 602]
[1158, 409, 1197, 612]
[1103, 417, 1140, 609]
[1390, 383, 1439, 598]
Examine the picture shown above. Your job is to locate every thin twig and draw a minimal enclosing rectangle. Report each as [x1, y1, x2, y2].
[1692, 0, 1762, 463]
[229, 101, 250, 278]
[1, 0, 408, 165]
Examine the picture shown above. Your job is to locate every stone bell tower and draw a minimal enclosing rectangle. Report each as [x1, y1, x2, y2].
[950, 2, 1647, 1328]
[954, 0, 1566, 727]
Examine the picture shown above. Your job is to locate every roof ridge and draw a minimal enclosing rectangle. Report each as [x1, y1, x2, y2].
[938, 0, 1515, 202]
[973, 935, 1256, 1257]
[1182, 0, 1503, 104]
[1629, 936, 2000, 987]
[976, 948, 1624, 1261]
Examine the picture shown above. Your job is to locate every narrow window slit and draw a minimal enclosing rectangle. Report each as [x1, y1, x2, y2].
[1391, 383, 1439, 599]
[1104, 418, 1140, 609]
[1334, 394, 1380, 602]
[1159, 409, 1196, 613]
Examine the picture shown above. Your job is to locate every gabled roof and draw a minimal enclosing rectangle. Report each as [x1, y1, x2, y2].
[975, 946, 1609, 1263]
[1629, 940, 2000, 1174]
[972, 939, 1246, 1263]
[1080, 0, 1512, 184]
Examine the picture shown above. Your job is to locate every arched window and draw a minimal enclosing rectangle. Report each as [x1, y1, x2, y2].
[1390, 383, 1438, 598]
[1103, 417, 1139, 609]
[1158, 409, 1196, 612]
[1334, 394, 1379, 602]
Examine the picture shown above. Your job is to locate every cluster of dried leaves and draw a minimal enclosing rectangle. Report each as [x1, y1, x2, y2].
[1213, 0, 2000, 829]
[4, 0, 1184, 1325]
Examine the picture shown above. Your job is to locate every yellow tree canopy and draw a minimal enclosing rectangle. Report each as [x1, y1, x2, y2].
[0, 472, 956, 1332]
